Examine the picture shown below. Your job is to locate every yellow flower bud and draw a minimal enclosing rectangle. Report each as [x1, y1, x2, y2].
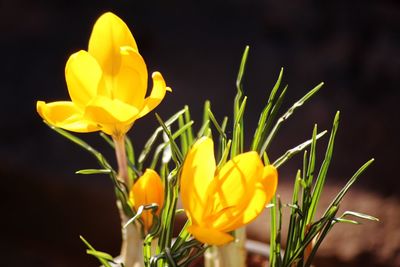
[130, 169, 164, 231]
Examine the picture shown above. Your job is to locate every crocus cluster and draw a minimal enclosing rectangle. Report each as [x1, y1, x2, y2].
[36, 11, 278, 250]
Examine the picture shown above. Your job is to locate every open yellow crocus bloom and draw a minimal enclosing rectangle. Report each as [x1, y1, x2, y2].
[130, 169, 164, 231]
[180, 137, 278, 245]
[37, 12, 171, 137]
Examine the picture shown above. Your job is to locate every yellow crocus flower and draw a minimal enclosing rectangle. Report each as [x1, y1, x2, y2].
[130, 169, 164, 231]
[37, 12, 171, 137]
[180, 137, 278, 245]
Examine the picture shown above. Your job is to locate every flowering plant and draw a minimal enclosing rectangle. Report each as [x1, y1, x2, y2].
[37, 12, 377, 267]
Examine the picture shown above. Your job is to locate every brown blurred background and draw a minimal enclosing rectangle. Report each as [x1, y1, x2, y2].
[0, 0, 399, 266]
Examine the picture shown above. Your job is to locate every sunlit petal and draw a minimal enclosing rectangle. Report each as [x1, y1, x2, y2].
[88, 12, 138, 75]
[102, 46, 148, 107]
[211, 152, 263, 210]
[181, 137, 216, 225]
[137, 72, 171, 118]
[261, 165, 278, 204]
[65, 51, 102, 108]
[222, 165, 278, 232]
[36, 101, 100, 132]
[84, 96, 139, 125]
[188, 225, 234, 245]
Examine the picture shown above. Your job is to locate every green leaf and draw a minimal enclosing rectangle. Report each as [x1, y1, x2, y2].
[334, 218, 360, 225]
[207, 108, 227, 141]
[282, 171, 302, 265]
[86, 250, 115, 261]
[307, 111, 339, 224]
[259, 82, 324, 155]
[328, 158, 375, 209]
[184, 105, 194, 146]
[155, 113, 184, 165]
[138, 108, 186, 165]
[251, 68, 284, 151]
[75, 169, 112, 175]
[340, 211, 379, 222]
[99, 132, 114, 148]
[80, 236, 115, 267]
[231, 97, 247, 157]
[272, 130, 327, 168]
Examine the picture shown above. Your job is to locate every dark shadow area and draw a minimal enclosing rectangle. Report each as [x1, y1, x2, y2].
[0, 0, 398, 266]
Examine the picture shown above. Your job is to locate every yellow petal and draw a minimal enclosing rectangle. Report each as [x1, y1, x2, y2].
[180, 137, 216, 226]
[65, 50, 102, 108]
[36, 101, 100, 132]
[84, 96, 139, 124]
[88, 12, 138, 75]
[224, 165, 278, 232]
[137, 72, 170, 118]
[213, 152, 262, 206]
[130, 169, 164, 231]
[261, 165, 278, 204]
[187, 225, 234, 246]
[98, 46, 148, 107]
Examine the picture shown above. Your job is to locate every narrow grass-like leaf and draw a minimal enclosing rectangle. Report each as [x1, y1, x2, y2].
[76, 169, 112, 175]
[197, 120, 210, 138]
[171, 220, 191, 252]
[99, 132, 114, 148]
[251, 68, 284, 151]
[207, 108, 227, 141]
[340, 211, 379, 222]
[286, 205, 338, 266]
[138, 108, 186, 165]
[334, 218, 360, 225]
[299, 125, 319, 241]
[256, 85, 288, 154]
[149, 121, 193, 169]
[236, 45, 249, 95]
[231, 97, 247, 157]
[124, 136, 137, 183]
[303, 207, 338, 267]
[202, 100, 211, 135]
[155, 114, 184, 165]
[86, 250, 115, 261]
[269, 195, 282, 267]
[184, 105, 194, 146]
[217, 140, 232, 169]
[260, 82, 324, 155]
[282, 171, 302, 265]
[306, 125, 318, 186]
[273, 130, 327, 168]
[328, 158, 375, 209]
[178, 115, 188, 156]
[232, 46, 249, 159]
[80, 236, 114, 267]
[307, 111, 339, 224]
[46, 123, 132, 216]
[217, 116, 228, 162]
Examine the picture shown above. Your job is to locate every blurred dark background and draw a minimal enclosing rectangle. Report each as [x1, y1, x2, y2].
[0, 0, 399, 266]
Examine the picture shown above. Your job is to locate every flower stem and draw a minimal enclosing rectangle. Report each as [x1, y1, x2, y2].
[113, 135, 143, 267]
[205, 228, 246, 267]
[113, 135, 132, 188]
